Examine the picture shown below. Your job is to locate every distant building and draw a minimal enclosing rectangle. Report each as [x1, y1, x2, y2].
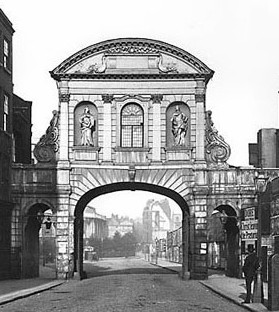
[249, 128, 279, 168]
[83, 206, 108, 241]
[171, 213, 182, 230]
[107, 214, 134, 238]
[142, 198, 181, 243]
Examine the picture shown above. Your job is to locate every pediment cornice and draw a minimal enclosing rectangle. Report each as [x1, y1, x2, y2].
[50, 38, 214, 82]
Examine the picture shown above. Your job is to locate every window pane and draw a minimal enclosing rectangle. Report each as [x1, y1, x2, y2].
[121, 126, 132, 147]
[4, 40, 8, 56]
[4, 95, 8, 114]
[132, 126, 143, 147]
[121, 103, 143, 147]
[3, 114, 7, 131]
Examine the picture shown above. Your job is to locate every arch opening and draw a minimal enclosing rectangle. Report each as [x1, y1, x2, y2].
[22, 203, 56, 279]
[210, 205, 240, 278]
[74, 182, 190, 280]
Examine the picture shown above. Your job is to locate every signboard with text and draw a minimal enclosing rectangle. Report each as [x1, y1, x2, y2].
[241, 219, 258, 241]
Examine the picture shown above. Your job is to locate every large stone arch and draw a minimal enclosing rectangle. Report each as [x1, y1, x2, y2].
[73, 181, 191, 280]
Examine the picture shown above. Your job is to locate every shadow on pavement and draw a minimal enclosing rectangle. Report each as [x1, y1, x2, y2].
[84, 261, 176, 279]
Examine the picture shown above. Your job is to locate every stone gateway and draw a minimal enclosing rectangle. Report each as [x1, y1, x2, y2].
[11, 38, 264, 280]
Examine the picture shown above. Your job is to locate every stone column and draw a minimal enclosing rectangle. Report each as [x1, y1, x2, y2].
[151, 95, 163, 162]
[102, 95, 113, 162]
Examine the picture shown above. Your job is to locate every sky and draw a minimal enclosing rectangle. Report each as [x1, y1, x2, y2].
[1, 0, 279, 168]
[0, 0, 279, 166]
[3, 0, 279, 219]
[90, 191, 181, 220]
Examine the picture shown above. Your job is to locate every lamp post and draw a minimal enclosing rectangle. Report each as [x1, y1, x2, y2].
[253, 171, 268, 303]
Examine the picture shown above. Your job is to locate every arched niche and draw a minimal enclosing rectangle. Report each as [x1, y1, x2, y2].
[166, 102, 190, 148]
[74, 102, 98, 147]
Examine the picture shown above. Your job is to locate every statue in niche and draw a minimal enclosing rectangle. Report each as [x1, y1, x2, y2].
[171, 106, 188, 146]
[79, 107, 95, 146]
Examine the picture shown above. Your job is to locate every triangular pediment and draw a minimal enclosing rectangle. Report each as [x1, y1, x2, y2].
[50, 38, 214, 80]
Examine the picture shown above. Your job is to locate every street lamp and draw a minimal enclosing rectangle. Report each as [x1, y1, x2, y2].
[253, 170, 269, 303]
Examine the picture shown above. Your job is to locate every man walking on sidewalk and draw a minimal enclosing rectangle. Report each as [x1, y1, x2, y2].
[242, 244, 260, 304]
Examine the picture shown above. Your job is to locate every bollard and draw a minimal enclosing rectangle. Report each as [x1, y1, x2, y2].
[268, 254, 279, 311]
[253, 268, 264, 303]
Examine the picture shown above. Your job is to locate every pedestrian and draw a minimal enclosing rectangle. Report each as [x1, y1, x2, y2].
[242, 244, 260, 304]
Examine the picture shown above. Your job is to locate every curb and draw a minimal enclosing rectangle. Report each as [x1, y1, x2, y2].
[200, 281, 268, 312]
[0, 280, 64, 306]
[149, 261, 181, 274]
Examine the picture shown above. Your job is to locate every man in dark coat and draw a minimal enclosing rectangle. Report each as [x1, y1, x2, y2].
[242, 244, 260, 303]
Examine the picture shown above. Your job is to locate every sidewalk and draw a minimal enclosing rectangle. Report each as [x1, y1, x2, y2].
[0, 265, 63, 305]
[151, 258, 276, 312]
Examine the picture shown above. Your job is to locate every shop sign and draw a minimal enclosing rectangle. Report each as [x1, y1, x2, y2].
[241, 220, 258, 240]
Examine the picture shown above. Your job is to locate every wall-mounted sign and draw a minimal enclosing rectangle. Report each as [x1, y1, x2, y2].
[241, 219, 258, 240]
[244, 207, 256, 220]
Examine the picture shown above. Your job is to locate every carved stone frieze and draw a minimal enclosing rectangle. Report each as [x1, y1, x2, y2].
[151, 94, 163, 103]
[105, 45, 159, 55]
[102, 94, 114, 103]
[195, 93, 205, 103]
[205, 110, 231, 168]
[33, 110, 59, 163]
[59, 93, 70, 102]
[74, 55, 107, 74]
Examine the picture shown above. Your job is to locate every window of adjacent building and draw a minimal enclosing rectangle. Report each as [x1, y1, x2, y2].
[121, 103, 143, 148]
[3, 39, 10, 69]
[3, 94, 9, 131]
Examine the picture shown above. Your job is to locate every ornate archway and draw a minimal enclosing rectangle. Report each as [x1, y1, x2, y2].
[74, 182, 190, 280]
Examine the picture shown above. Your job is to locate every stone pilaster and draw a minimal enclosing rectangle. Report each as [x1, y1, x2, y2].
[190, 197, 208, 279]
[151, 94, 163, 162]
[195, 92, 205, 162]
[58, 80, 70, 164]
[102, 95, 113, 162]
[56, 196, 72, 279]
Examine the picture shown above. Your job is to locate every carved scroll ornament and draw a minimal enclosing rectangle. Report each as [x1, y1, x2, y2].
[205, 110, 231, 167]
[158, 54, 178, 73]
[33, 110, 59, 163]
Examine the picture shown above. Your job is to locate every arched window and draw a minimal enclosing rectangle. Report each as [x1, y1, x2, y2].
[121, 103, 143, 147]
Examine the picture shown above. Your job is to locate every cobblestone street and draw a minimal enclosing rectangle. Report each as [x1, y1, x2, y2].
[0, 258, 248, 312]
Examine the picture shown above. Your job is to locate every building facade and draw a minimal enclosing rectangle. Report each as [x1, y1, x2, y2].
[0, 9, 14, 280]
[83, 206, 107, 241]
[0, 9, 33, 280]
[13, 94, 32, 164]
[249, 128, 279, 168]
